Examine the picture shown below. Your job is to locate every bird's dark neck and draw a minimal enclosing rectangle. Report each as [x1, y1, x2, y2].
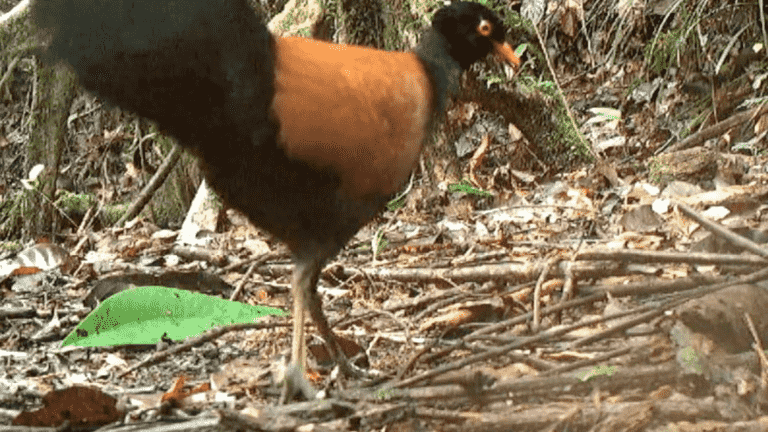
[413, 30, 463, 115]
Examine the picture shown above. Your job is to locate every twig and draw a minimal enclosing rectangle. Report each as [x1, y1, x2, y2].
[118, 320, 288, 377]
[665, 102, 768, 153]
[676, 201, 768, 259]
[116, 144, 182, 226]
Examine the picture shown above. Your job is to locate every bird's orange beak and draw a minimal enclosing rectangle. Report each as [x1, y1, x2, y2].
[493, 40, 520, 67]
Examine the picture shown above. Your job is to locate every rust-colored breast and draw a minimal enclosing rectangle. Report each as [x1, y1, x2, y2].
[271, 36, 432, 198]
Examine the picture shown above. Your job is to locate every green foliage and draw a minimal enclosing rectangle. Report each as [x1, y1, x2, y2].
[577, 365, 617, 381]
[526, 82, 589, 162]
[624, 78, 644, 99]
[646, 28, 687, 74]
[483, 74, 505, 87]
[63, 286, 287, 347]
[0, 179, 45, 240]
[677, 346, 703, 374]
[101, 203, 127, 226]
[386, 194, 406, 211]
[648, 157, 673, 185]
[56, 191, 96, 216]
[517, 75, 555, 96]
[559, 119, 590, 160]
[448, 179, 493, 197]
[0, 241, 22, 254]
[645, 5, 698, 75]
[372, 228, 389, 255]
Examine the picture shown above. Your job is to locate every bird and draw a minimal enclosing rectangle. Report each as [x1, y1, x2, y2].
[31, 0, 519, 396]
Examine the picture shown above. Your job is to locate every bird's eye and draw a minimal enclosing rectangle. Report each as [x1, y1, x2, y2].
[477, 19, 492, 37]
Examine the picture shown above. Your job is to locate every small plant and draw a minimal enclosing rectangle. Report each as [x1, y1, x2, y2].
[372, 228, 388, 256]
[386, 194, 406, 211]
[648, 158, 673, 185]
[448, 179, 493, 197]
[645, 3, 698, 75]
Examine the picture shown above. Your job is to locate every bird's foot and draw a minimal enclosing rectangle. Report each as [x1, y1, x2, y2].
[278, 350, 376, 404]
[333, 353, 369, 379]
[278, 363, 317, 404]
[323, 337, 376, 381]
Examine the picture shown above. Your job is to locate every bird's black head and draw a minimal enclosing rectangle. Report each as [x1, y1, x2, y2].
[432, 1, 517, 70]
[413, 1, 518, 113]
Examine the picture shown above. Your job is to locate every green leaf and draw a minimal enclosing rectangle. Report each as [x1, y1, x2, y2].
[447, 179, 493, 197]
[62, 286, 287, 347]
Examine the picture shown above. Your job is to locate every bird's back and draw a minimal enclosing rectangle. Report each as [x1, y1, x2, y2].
[33, 0, 273, 142]
[32, 0, 398, 262]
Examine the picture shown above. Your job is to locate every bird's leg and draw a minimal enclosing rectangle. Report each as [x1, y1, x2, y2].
[295, 257, 363, 376]
[305, 281, 343, 359]
[280, 260, 317, 403]
[282, 255, 368, 402]
[290, 272, 307, 372]
[302, 266, 364, 379]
